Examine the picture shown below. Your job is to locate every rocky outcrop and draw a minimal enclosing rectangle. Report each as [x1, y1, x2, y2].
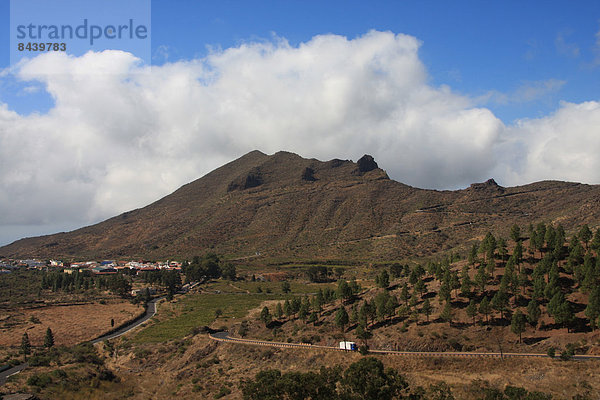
[357, 155, 378, 173]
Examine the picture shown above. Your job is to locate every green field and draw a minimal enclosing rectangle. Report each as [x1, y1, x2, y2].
[133, 292, 280, 343]
[202, 279, 336, 294]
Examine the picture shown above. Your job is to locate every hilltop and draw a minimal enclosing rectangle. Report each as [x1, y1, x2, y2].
[1, 150, 599, 260]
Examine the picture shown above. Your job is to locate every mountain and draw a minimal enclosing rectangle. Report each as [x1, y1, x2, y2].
[1, 150, 599, 261]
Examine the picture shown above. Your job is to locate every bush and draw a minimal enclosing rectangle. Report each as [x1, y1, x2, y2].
[28, 353, 52, 367]
[71, 343, 103, 365]
[546, 347, 555, 358]
[51, 369, 67, 379]
[214, 386, 231, 399]
[559, 350, 573, 361]
[27, 373, 52, 387]
[98, 369, 118, 382]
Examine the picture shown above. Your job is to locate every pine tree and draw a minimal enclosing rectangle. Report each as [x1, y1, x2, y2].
[510, 224, 521, 243]
[526, 299, 541, 330]
[554, 301, 574, 332]
[400, 283, 410, 306]
[355, 323, 373, 349]
[511, 310, 526, 343]
[585, 286, 600, 331]
[283, 299, 292, 318]
[579, 225, 593, 249]
[376, 270, 390, 288]
[259, 306, 271, 327]
[479, 296, 491, 324]
[275, 302, 283, 319]
[440, 302, 453, 325]
[337, 280, 353, 304]
[460, 269, 473, 298]
[491, 290, 509, 320]
[591, 228, 600, 251]
[513, 241, 523, 271]
[44, 327, 54, 348]
[468, 243, 479, 265]
[335, 307, 349, 335]
[422, 298, 432, 322]
[415, 279, 426, 298]
[466, 299, 478, 324]
[308, 311, 318, 326]
[497, 237, 508, 260]
[21, 332, 31, 359]
[475, 265, 489, 294]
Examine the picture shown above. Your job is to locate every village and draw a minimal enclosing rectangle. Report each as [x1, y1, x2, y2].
[0, 258, 184, 295]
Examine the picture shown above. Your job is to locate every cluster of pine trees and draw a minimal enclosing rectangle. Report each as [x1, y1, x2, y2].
[369, 222, 600, 342]
[255, 222, 600, 347]
[40, 270, 132, 297]
[182, 253, 236, 282]
[257, 280, 359, 330]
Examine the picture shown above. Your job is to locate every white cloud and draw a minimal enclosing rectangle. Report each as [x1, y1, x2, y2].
[0, 30, 599, 246]
[494, 101, 600, 185]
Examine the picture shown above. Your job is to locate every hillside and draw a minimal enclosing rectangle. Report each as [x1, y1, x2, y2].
[1, 150, 599, 260]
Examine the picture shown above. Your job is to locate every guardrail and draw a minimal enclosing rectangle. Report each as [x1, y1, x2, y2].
[209, 332, 600, 360]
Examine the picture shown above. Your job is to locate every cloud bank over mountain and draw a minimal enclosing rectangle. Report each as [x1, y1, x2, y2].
[1, 31, 599, 245]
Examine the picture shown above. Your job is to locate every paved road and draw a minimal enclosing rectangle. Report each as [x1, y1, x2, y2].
[209, 331, 600, 360]
[0, 297, 162, 386]
[91, 297, 161, 343]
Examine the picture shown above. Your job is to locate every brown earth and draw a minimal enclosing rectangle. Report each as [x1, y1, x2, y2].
[0, 300, 142, 348]
[1, 150, 599, 262]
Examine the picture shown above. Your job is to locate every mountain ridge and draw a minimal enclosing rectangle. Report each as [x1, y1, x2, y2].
[1, 151, 599, 261]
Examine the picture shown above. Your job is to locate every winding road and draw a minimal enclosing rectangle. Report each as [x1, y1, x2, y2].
[0, 297, 162, 386]
[209, 331, 600, 360]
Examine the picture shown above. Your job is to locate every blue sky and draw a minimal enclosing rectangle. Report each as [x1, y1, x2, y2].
[2, 0, 599, 122]
[0, 1, 599, 246]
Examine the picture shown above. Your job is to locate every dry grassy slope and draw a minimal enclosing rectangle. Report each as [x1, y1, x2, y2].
[1, 151, 600, 260]
[102, 334, 600, 400]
